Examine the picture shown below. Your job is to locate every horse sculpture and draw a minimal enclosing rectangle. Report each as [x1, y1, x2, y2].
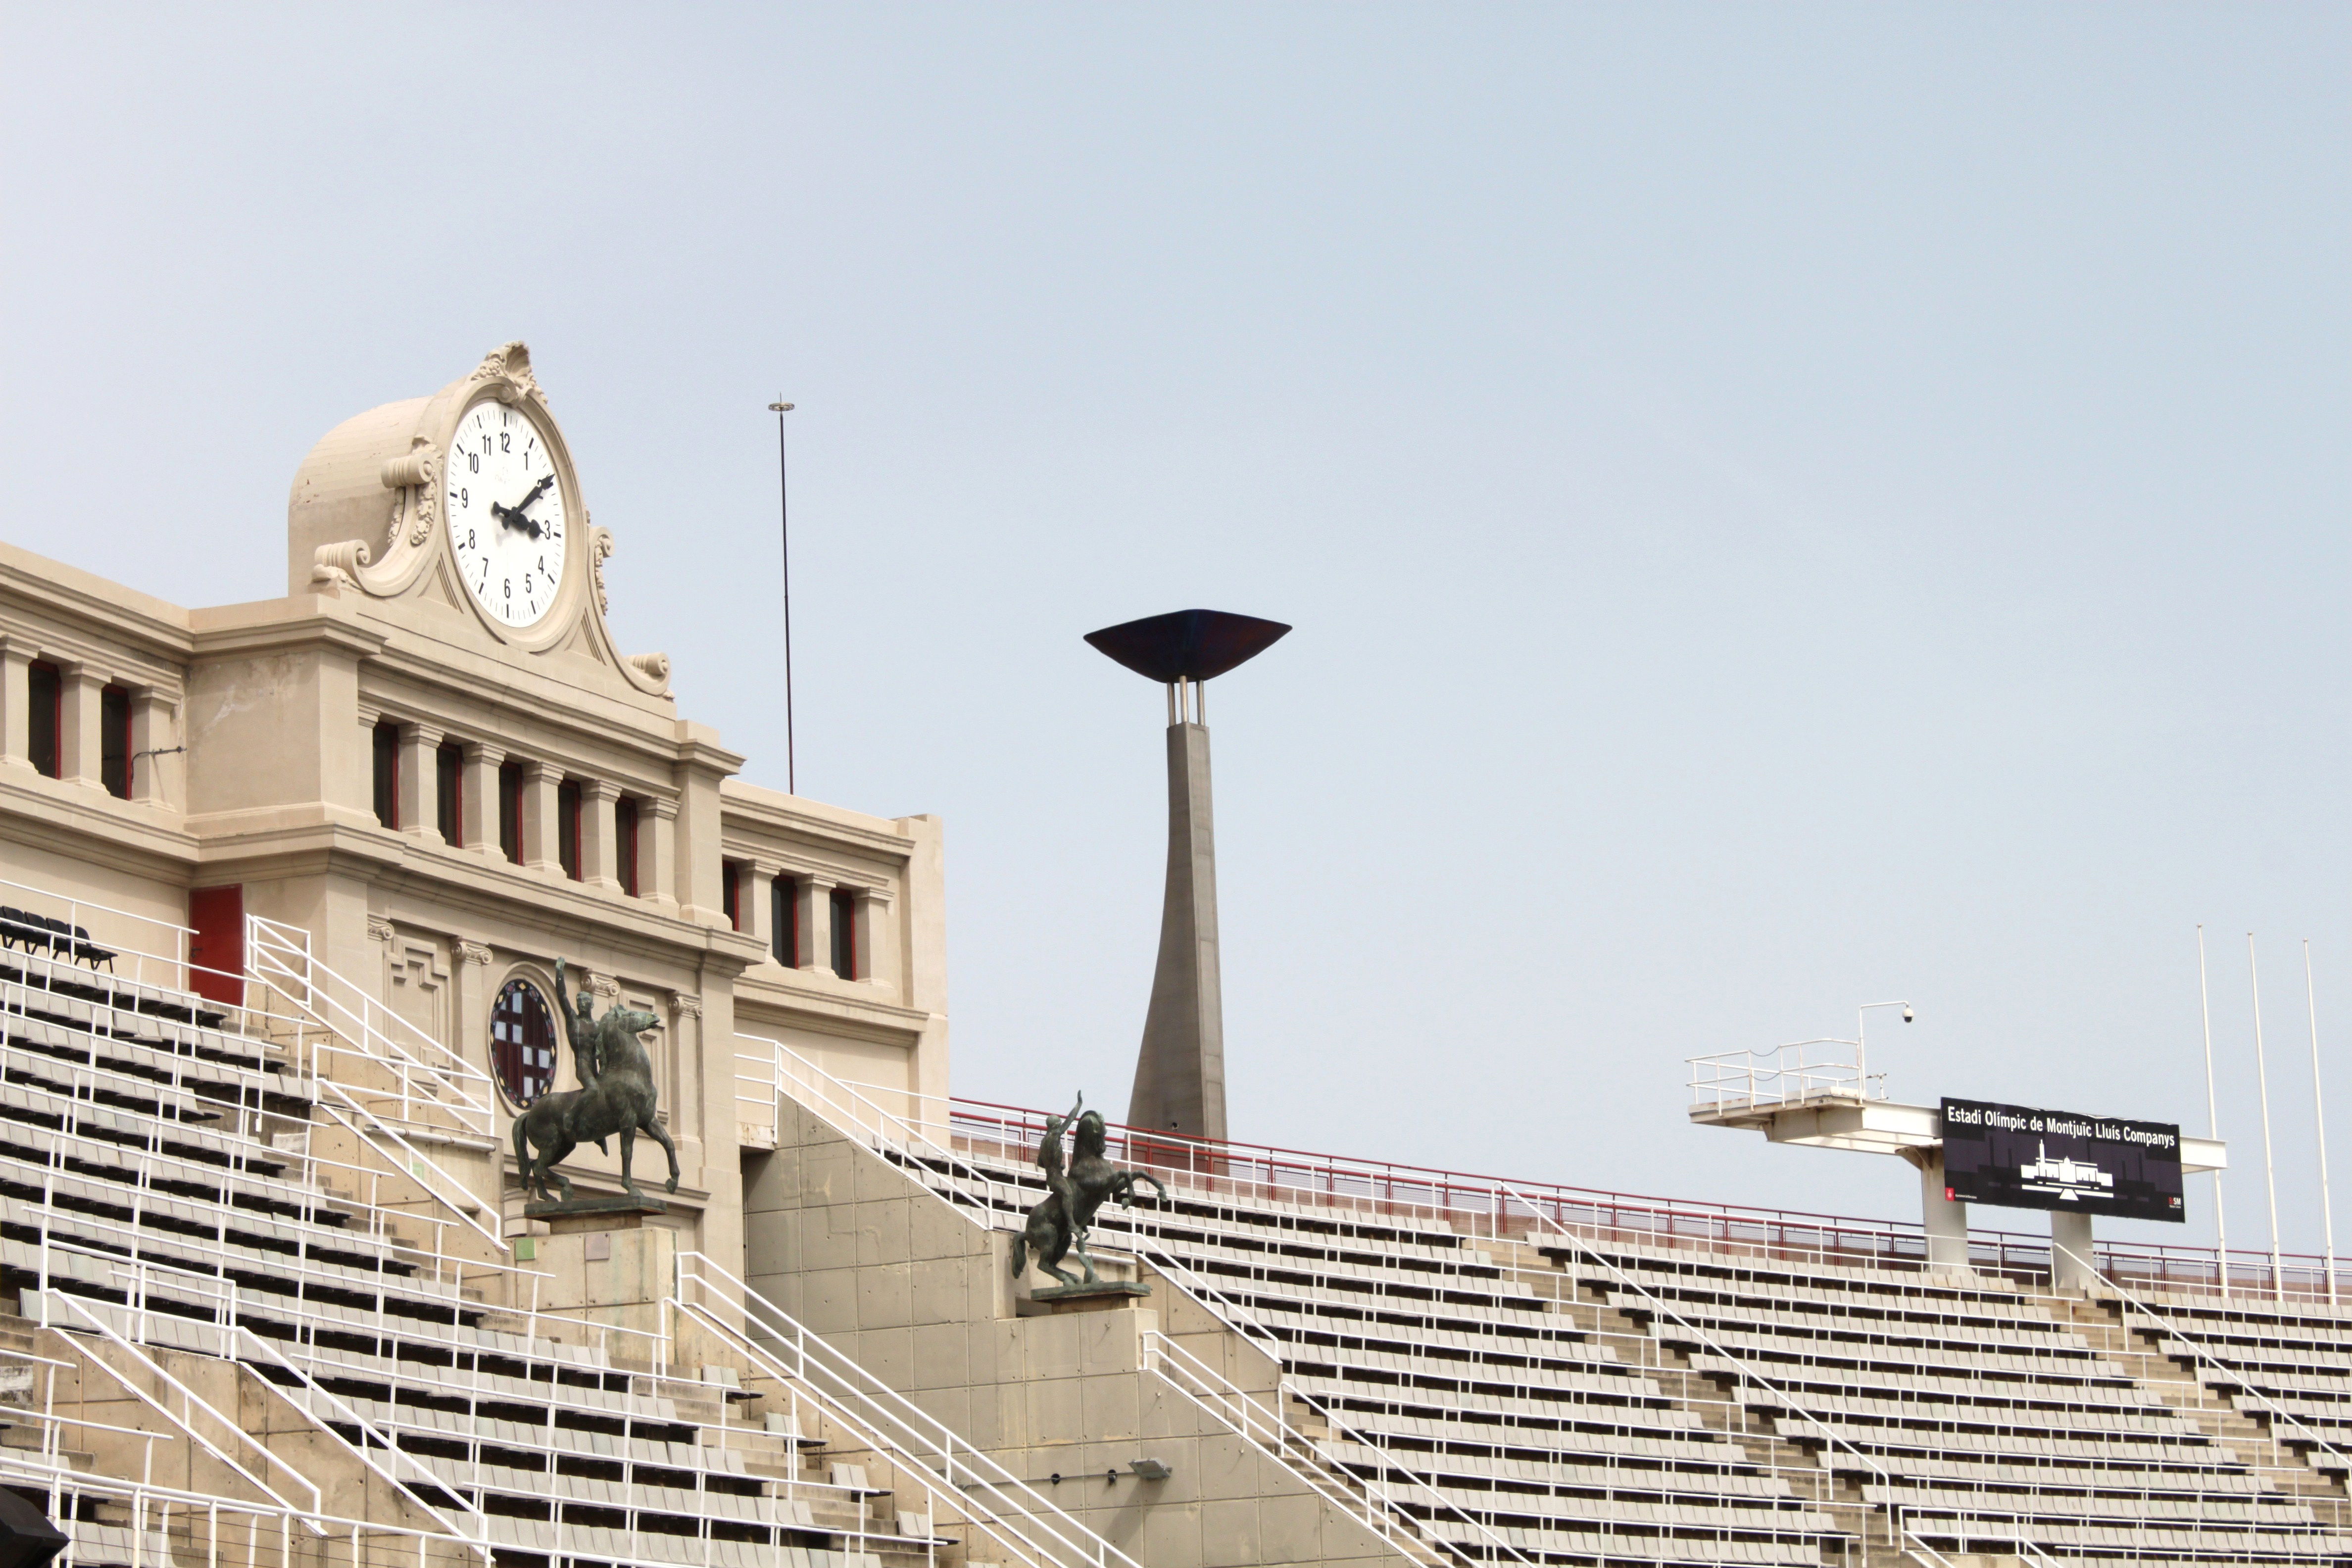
[1008, 1097, 1167, 1287]
[1009, 1095, 1086, 1285]
[511, 959, 682, 1203]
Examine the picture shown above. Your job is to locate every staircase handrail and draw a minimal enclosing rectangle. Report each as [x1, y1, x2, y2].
[246, 914, 494, 1134]
[309, 1088, 509, 1256]
[89, 1248, 493, 1555]
[1138, 1328, 1444, 1566]
[36, 1287, 329, 1530]
[2053, 1239, 2352, 1472]
[1142, 1317, 1534, 1567]
[1497, 1181, 1963, 1568]
[230, 1318, 493, 1553]
[673, 1249, 1145, 1568]
[0, 1453, 483, 1566]
[754, 1034, 1025, 1225]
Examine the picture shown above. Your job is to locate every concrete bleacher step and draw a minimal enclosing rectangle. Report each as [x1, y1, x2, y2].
[2056, 1294, 2352, 1516]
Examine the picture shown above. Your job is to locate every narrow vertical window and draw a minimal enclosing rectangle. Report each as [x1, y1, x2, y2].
[99, 685, 132, 799]
[372, 720, 401, 828]
[616, 796, 640, 896]
[557, 780, 582, 880]
[722, 863, 741, 931]
[435, 742, 464, 845]
[830, 886, 857, 979]
[26, 662, 60, 779]
[498, 761, 524, 863]
[773, 876, 798, 967]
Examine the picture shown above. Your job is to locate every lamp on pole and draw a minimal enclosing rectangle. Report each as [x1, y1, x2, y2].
[1855, 1000, 1914, 1100]
[768, 399, 797, 795]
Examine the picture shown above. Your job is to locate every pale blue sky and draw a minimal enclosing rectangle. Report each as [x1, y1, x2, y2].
[4, 4, 2346, 1254]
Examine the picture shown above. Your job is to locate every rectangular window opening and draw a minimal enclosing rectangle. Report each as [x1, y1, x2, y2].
[616, 796, 640, 897]
[436, 742, 464, 845]
[722, 863, 741, 931]
[557, 780, 583, 881]
[99, 686, 131, 799]
[27, 662, 61, 779]
[773, 876, 799, 967]
[371, 720, 401, 829]
[498, 761, 524, 864]
[830, 886, 858, 980]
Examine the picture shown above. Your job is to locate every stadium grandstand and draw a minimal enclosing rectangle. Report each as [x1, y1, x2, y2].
[2, 343, 2349, 1568]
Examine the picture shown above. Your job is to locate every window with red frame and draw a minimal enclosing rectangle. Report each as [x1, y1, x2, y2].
[26, 662, 60, 779]
[557, 780, 582, 880]
[616, 796, 640, 896]
[99, 686, 131, 799]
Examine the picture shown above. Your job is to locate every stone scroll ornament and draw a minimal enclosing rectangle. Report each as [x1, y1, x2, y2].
[511, 958, 682, 1203]
[1009, 1094, 1168, 1286]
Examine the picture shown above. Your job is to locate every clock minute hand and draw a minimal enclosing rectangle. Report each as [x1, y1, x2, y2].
[514, 474, 556, 511]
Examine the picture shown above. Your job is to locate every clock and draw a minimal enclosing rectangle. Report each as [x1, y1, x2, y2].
[446, 399, 568, 629]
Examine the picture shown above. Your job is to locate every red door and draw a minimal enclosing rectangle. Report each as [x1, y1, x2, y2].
[187, 886, 245, 1007]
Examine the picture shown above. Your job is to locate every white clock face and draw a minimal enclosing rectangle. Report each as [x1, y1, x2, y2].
[446, 401, 568, 629]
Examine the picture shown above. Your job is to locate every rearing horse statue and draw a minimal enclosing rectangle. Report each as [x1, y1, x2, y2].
[511, 959, 682, 1203]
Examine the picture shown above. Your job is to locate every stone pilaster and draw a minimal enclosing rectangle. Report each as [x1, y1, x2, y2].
[519, 760, 561, 875]
[0, 641, 30, 770]
[58, 661, 106, 789]
[643, 796, 679, 911]
[398, 722, 444, 844]
[463, 742, 505, 858]
[580, 779, 622, 890]
[128, 688, 173, 806]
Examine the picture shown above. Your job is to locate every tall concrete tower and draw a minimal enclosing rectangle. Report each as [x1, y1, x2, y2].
[1086, 608, 1290, 1143]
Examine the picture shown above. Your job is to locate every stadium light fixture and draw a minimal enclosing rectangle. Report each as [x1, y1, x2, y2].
[1856, 1000, 1913, 1101]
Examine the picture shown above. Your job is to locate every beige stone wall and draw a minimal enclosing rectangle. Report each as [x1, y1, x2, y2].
[744, 1100, 1409, 1568]
[0, 346, 952, 1320]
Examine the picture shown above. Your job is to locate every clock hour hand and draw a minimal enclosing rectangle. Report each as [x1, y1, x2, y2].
[489, 500, 542, 539]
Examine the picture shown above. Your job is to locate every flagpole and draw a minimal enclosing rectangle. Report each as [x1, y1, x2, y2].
[2199, 926, 2227, 1299]
[2307, 938, 2337, 1305]
[2251, 933, 2283, 1302]
[768, 399, 797, 795]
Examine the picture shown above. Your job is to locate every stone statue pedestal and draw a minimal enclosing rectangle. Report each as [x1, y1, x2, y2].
[525, 1193, 668, 1236]
[1029, 1280, 1151, 1314]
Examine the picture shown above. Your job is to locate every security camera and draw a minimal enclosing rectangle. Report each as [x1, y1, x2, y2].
[1901, 1006, 1914, 1024]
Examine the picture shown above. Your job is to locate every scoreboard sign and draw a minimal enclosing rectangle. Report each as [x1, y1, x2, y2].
[1940, 1097, 2185, 1224]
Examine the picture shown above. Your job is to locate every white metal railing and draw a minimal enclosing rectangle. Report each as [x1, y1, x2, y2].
[0, 1455, 480, 1568]
[758, 1048, 1771, 1568]
[1687, 1036, 1887, 1113]
[2054, 1240, 2352, 1478]
[1139, 1328, 1445, 1566]
[1496, 1182, 1964, 1568]
[672, 1250, 1145, 1568]
[246, 913, 495, 1137]
[0, 874, 200, 997]
[1143, 1326, 1551, 1568]
[35, 1287, 329, 1526]
[89, 1248, 494, 1555]
[1122, 1195, 1858, 1566]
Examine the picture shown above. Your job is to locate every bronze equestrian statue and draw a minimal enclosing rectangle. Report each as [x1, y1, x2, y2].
[511, 959, 682, 1203]
[1010, 1094, 1086, 1285]
[1009, 1094, 1167, 1287]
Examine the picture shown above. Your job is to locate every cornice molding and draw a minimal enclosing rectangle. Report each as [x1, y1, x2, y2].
[189, 608, 387, 662]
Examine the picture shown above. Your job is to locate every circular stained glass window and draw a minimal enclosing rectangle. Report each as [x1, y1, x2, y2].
[490, 978, 558, 1106]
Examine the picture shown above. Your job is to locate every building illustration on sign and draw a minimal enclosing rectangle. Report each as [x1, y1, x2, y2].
[2018, 1139, 2116, 1202]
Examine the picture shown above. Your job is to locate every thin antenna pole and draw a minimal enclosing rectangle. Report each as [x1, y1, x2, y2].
[2250, 933, 2283, 1302]
[2307, 938, 2338, 1306]
[768, 399, 798, 795]
[2199, 927, 2228, 1300]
